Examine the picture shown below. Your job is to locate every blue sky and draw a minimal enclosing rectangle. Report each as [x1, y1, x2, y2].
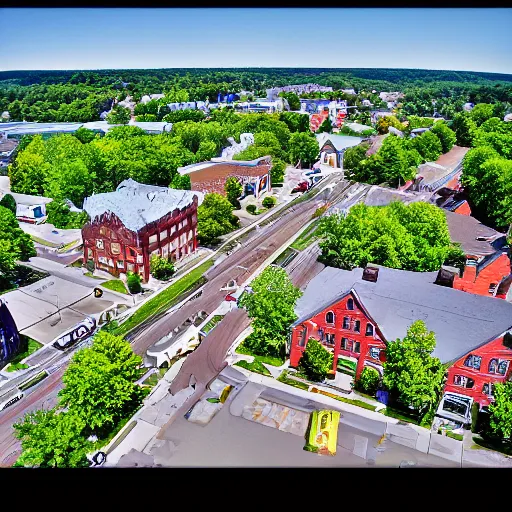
[1, 8, 511, 74]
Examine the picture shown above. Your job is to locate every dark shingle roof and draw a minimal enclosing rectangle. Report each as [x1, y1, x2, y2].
[293, 266, 512, 363]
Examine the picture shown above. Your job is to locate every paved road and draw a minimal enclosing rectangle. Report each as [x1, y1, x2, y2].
[0, 367, 65, 467]
[286, 241, 325, 290]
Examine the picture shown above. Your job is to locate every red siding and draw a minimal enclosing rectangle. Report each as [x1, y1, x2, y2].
[445, 334, 512, 407]
[453, 201, 471, 216]
[453, 253, 511, 299]
[290, 292, 387, 379]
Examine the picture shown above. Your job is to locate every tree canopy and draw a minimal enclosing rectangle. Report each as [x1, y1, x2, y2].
[196, 193, 240, 245]
[298, 338, 333, 382]
[489, 381, 512, 439]
[319, 201, 463, 272]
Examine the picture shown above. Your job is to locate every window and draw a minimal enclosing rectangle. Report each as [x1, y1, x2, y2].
[489, 359, 498, 373]
[318, 328, 325, 341]
[100, 226, 107, 236]
[482, 383, 494, 396]
[117, 260, 124, 269]
[298, 330, 306, 347]
[341, 338, 349, 350]
[354, 320, 361, 333]
[96, 239, 104, 250]
[354, 341, 360, 354]
[127, 263, 135, 272]
[325, 333, 335, 345]
[343, 317, 350, 330]
[463, 354, 482, 371]
[171, 224, 177, 234]
[369, 347, 380, 360]
[347, 298, 354, 310]
[498, 360, 509, 376]
[160, 229, 168, 241]
[149, 234, 158, 245]
[489, 283, 498, 294]
[110, 242, 121, 255]
[136, 255, 143, 264]
[365, 324, 374, 337]
[453, 375, 474, 388]
[325, 311, 335, 324]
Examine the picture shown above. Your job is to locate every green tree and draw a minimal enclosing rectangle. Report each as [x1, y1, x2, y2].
[0, 205, 36, 262]
[170, 173, 191, 190]
[73, 127, 97, 144]
[489, 381, 512, 439]
[13, 409, 91, 468]
[279, 112, 310, 133]
[225, 176, 243, 208]
[376, 115, 406, 135]
[470, 103, 496, 127]
[317, 117, 333, 134]
[197, 193, 240, 245]
[371, 135, 416, 186]
[356, 366, 381, 396]
[279, 91, 301, 111]
[298, 338, 333, 382]
[46, 199, 88, 229]
[430, 121, 457, 153]
[383, 320, 445, 414]
[239, 266, 302, 342]
[288, 132, 319, 168]
[342, 143, 370, 180]
[126, 271, 142, 294]
[411, 130, 443, 162]
[0, 194, 16, 215]
[319, 201, 462, 272]
[270, 158, 286, 183]
[150, 254, 175, 281]
[106, 105, 131, 125]
[195, 140, 218, 162]
[452, 112, 477, 147]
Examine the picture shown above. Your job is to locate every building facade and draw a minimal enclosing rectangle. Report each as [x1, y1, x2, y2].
[82, 179, 201, 282]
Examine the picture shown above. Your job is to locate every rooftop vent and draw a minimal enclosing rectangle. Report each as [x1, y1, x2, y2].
[503, 331, 512, 350]
[362, 265, 379, 283]
[434, 267, 457, 288]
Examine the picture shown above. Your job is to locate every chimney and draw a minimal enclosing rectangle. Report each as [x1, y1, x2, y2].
[362, 265, 379, 283]
[496, 274, 512, 300]
[461, 258, 478, 284]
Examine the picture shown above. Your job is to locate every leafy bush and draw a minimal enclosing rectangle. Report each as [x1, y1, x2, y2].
[262, 196, 276, 209]
[126, 272, 142, 294]
[86, 259, 95, 273]
[246, 204, 257, 215]
[356, 366, 381, 396]
[0, 193, 17, 215]
[298, 338, 333, 382]
[150, 254, 175, 281]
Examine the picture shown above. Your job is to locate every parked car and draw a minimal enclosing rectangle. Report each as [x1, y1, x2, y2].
[305, 169, 321, 176]
[292, 181, 309, 193]
[52, 317, 96, 351]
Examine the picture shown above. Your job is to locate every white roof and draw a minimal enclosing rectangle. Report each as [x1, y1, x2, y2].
[178, 162, 216, 175]
[83, 178, 203, 232]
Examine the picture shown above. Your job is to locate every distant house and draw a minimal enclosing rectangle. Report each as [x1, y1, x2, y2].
[82, 179, 202, 282]
[437, 210, 511, 300]
[289, 264, 512, 423]
[178, 157, 272, 199]
[463, 103, 475, 112]
[140, 94, 165, 104]
[309, 110, 329, 132]
[504, 113, 512, 122]
[433, 188, 472, 216]
[410, 127, 431, 138]
[0, 182, 53, 224]
[0, 132, 18, 169]
[316, 135, 363, 170]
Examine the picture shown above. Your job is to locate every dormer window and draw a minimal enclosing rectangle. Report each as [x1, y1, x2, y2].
[365, 324, 374, 336]
[463, 354, 481, 370]
[347, 298, 354, 310]
[325, 311, 335, 324]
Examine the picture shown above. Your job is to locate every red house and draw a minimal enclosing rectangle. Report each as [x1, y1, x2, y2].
[440, 210, 511, 299]
[289, 265, 512, 420]
[82, 179, 203, 282]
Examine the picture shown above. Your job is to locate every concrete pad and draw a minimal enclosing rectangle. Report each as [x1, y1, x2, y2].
[21, 308, 86, 344]
[71, 296, 114, 316]
[116, 449, 155, 468]
[353, 435, 369, 459]
[386, 423, 419, 449]
[230, 381, 265, 417]
[340, 412, 387, 438]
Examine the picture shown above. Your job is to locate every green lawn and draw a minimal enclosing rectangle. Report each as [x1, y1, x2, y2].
[334, 395, 377, 412]
[143, 372, 159, 387]
[101, 279, 128, 295]
[445, 431, 464, 442]
[113, 259, 214, 337]
[30, 235, 60, 248]
[381, 407, 421, 426]
[473, 436, 512, 456]
[290, 220, 322, 251]
[57, 240, 81, 253]
[235, 342, 284, 367]
[84, 272, 104, 280]
[235, 359, 272, 376]
[201, 315, 224, 335]
[277, 370, 310, 390]
[5, 337, 42, 369]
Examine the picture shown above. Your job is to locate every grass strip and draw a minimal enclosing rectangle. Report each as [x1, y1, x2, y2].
[235, 359, 272, 376]
[381, 407, 421, 426]
[290, 220, 322, 251]
[30, 235, 60, 248]
[101, 279, 128, 295]
[277, 370, 310, 390]
[472, 436, 512, 456]
[201, 315, 224, 335]
[235, 343, 284, 367]
[19, 370, 48, 391]
[113, 259, 214, 337]
[57, 240, 81, 253]
[7, 337, 42, 366]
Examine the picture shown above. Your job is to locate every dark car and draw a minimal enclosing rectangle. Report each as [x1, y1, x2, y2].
[305, 169, 321, 176]
[292, 181, 309, 193]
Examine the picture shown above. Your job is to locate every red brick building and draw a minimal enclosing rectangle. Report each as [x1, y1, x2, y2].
[178, 157, 272, 199]
[82, 179, 202, 282]
[441, 210, 511, 299]
[289, 265, 512, 415]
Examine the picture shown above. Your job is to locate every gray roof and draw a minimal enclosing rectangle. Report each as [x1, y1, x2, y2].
[0, 122, 83, 136]
[444, 210, 506, 258]
[415, 162, 450, 185]
[293, 266, 512, 363]
[83, 179, 203, 232]
[321, 135, 363, 152]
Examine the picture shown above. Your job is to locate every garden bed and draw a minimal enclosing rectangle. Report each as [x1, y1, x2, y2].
[19, 370, 48, 391]
[201, 315, 224, 335]
[472, 436, 512, 456]
[4, 337, 42, 372]
[277, 370, 310, 390]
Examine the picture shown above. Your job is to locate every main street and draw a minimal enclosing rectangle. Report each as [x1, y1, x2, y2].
[0, 175, 347, 466]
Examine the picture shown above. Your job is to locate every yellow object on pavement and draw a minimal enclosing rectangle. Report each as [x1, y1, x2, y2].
[304, 410, 340, 456]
